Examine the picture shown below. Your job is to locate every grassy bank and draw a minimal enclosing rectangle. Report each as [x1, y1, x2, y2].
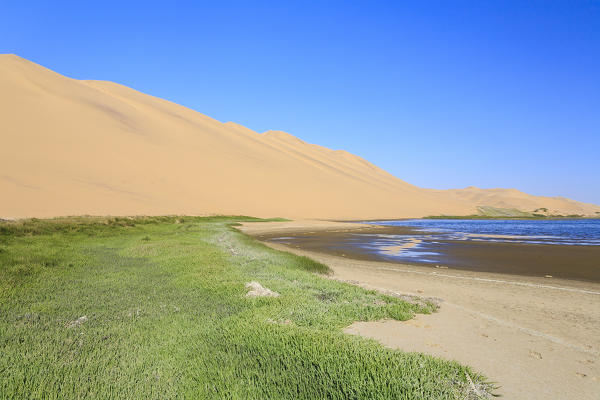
[0, 216, 489, 399]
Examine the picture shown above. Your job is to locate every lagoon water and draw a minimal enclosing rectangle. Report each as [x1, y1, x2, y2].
[269, 219, 600, 281]
[349, 219, 600, 266]
[367, 219, 600, 246]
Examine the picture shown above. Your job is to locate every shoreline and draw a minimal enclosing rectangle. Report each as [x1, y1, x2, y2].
[254, 222, 600, 283]
[239, 220, 600, 399]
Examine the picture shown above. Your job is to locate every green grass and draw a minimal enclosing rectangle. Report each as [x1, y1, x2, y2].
[0, 216, 490, 399]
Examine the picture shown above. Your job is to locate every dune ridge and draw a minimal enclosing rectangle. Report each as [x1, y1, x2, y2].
[2, 54, 599, 219]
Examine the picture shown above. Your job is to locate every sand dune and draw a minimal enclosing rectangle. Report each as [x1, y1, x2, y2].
[431, 186, 600, 216]
[1, 54, 599, 219]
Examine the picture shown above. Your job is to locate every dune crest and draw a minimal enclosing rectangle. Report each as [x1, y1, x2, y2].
[1, 54, 599, 219]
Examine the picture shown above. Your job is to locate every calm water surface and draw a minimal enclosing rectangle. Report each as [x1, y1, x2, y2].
[367, 219, 600, 246]
[340, 219, 600, 264]
[268, 219, 600, 280]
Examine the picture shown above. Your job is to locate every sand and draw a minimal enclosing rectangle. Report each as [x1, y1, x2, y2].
[2, 54, 600, 220]
[240, 221, 600, 400]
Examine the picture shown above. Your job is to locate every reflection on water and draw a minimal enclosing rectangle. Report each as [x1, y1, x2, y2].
[350, 235, 442, 263]
[346, 234, 441, 263]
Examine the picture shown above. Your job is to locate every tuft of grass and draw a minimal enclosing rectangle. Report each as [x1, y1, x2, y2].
[0, 216, 491, 399]
[288, 254, 330, 274]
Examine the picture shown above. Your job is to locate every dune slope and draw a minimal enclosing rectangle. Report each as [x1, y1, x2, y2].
[1, 54, 599, 219]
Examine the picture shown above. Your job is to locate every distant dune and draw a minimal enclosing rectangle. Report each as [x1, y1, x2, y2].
[1, 54, 599, 219]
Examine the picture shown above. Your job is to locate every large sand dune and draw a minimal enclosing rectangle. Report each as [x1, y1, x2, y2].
[1, 54, 599, 219]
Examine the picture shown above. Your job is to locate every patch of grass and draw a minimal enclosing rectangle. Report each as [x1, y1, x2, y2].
[0, 215, 289, 238]
[0, 216, 490, 399]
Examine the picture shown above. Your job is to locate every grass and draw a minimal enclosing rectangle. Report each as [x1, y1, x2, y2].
[0, 216, 490, 399]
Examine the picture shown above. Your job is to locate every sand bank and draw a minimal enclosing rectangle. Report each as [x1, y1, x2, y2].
[233, 220, 375, 235]
[240, 220, 600, 399]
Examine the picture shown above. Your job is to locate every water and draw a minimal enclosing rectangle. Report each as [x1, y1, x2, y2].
[346, 219, 600, 266]
[268, 219, 600, 280]
[367, 219, 600, 246]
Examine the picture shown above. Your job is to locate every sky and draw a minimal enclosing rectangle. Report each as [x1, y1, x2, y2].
[2, 1, 599, 204]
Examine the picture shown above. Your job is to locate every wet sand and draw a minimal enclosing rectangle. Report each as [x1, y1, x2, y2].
[257, 224, 600, 283]
[239, 220, 600, 400]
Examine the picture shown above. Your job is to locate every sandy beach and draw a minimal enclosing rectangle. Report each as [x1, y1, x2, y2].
[240, 220, 600, 399]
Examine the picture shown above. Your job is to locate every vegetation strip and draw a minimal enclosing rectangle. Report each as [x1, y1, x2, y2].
[0, 216, 490, 399]
[425, 206, 592, 219]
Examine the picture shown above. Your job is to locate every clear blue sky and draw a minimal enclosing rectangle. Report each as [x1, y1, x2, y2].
[2, 1, 599, 204]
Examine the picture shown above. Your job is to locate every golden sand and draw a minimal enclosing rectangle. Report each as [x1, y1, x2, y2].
[2, 54, 599, 219]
